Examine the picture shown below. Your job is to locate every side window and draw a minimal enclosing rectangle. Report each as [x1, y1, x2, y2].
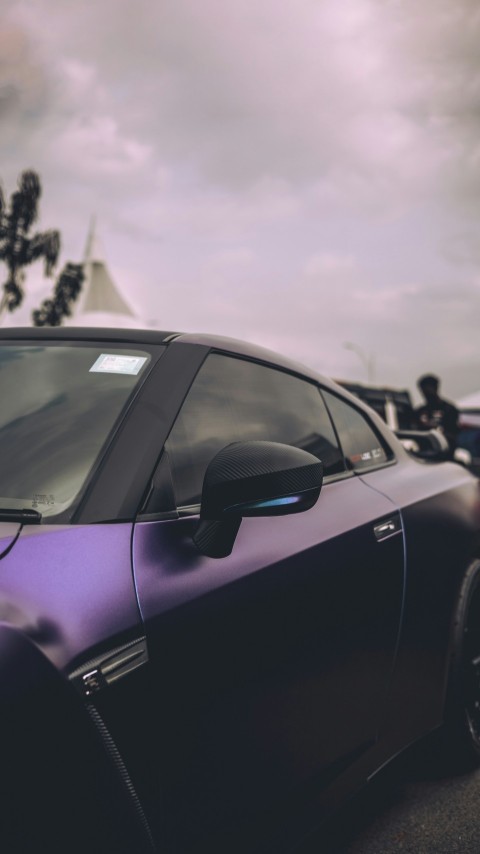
[322, 390, 393, 472]
[165, 354, 345, 508]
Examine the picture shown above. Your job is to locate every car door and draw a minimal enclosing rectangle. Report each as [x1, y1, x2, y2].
[131, 354, 405, 851]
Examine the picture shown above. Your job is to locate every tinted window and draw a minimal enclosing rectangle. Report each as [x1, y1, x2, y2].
[322, 390, 392, 471]
[0, 343, 152, 519]
[166, 354, 344, 507]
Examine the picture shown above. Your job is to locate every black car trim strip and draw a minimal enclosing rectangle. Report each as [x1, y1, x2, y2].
[86, 702, 158, 853]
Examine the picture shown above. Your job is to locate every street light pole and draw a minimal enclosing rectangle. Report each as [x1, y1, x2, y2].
[343, 341, 376, 384]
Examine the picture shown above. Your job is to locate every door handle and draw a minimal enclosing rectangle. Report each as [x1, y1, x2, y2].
[374, 516, 401, 541]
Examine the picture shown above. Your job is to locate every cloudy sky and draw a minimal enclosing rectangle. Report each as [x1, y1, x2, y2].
[1, 0, 480, 401]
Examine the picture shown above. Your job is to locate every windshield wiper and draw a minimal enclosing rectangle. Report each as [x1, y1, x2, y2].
[0, 509, 42, 524]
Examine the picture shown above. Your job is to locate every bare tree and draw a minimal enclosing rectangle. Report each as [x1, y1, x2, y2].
[0, 170, 60, 318]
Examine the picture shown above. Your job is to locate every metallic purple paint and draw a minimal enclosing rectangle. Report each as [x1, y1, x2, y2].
[132, 476, 402, 621]
[0, 522, 141, 670]
[1, 328, 480, 854]
[130, 475, 406, 847]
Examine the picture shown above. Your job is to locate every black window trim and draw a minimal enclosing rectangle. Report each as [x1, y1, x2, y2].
[80, 339, 211, 524]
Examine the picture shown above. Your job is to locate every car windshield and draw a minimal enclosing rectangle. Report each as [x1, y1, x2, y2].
[0, 342, 153, 520]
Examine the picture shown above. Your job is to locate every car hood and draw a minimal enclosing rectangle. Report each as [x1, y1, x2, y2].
[0, 523, 22, 560]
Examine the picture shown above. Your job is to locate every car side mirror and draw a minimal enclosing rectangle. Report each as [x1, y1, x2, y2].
[395, 428, 450, 461]
[193, 440, 323, 558]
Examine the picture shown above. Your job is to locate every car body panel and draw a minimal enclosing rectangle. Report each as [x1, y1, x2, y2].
[0, 523, 141, 670]
[131, 474, 405, 849]
[359, 460, 480, 741]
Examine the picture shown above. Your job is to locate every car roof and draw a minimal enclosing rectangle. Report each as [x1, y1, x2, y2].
[0, 326, 390, 409]
[0, 326, 326, 382]
[0, 326, 179, 345]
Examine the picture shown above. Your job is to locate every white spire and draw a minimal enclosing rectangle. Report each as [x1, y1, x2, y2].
[76, 217, 135, 317]
[83, 215, 106, 265]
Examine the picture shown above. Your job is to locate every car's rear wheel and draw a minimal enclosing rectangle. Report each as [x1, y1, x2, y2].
[442, 558, 480, 769]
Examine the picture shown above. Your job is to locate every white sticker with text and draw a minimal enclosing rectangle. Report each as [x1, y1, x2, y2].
[90, 354, 147, 375]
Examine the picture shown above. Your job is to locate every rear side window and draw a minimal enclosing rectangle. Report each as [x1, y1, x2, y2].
[322, 390, 392, 472]
[165, 354, 345, 508]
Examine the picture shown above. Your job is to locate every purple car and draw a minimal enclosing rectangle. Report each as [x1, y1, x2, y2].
[1, 327, 480, 854]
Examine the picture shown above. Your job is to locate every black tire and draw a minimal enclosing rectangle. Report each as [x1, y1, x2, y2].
[442, 558, 480, 770]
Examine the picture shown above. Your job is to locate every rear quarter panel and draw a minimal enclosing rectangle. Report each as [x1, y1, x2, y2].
[360, 458, 480, 749]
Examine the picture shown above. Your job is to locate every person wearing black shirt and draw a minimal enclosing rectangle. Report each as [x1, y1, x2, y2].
[415, 373, 459, 457]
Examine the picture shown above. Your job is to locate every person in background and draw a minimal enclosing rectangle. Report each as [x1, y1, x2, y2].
[415, 373, 459, 457]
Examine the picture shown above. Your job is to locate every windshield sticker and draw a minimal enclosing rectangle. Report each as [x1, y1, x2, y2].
[90, 354, 148, 376]
[32, 494, 55, 508]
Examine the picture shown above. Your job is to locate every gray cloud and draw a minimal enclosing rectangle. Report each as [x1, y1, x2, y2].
[1, 0, 480, 400]
[7, 0, 480, 205]
[0, 21, 50, 147]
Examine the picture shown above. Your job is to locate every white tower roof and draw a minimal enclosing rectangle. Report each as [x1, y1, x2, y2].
[75, 218, 135, 318]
